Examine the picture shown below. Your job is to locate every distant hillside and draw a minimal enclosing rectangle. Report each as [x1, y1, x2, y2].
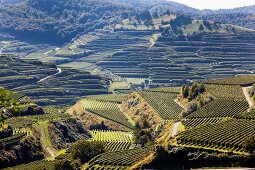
[200, 6, 255, 30]
[202, 5, 255, 14]
[0, 0, 135, 45]
[0, 0, 254, 47]
[0, 0, 22, 4]
[148, 3, 255, 30]
[113, 0, 200, 14]
[201, 13, 255, 30]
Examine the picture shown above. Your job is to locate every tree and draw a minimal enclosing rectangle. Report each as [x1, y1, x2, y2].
[187, 103, 198, 115]
[181, 84, 189, 98]
[54, 160, 74, 170]
[152, 12, 159, 19]
[70, 140, 104, 163]
[199, 24, 204, 31]
[134, 129, 153, 147]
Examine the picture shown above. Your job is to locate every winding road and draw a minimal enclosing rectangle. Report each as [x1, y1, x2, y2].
[38, 68, 62, 83]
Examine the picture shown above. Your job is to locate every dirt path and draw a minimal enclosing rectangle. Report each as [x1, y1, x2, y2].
[148, 34, 160, 50]
[38, 67, 62, 83]
[40, 129, 55, 157]
[171, 121, 181, 137]
[174, 99, 187, 111]
[242, 86, 254, 107]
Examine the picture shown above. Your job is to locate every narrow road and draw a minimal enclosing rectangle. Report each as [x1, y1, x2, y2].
[148, 34, 160, 50]
[38, 68, 62, 83]
[171, 121, 181, 137]
[242, 86, 254, 107]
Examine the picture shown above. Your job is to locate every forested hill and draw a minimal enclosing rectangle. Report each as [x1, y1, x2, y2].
[0, 0, 21, 3]
[200, 6, 255, 30]
[202, 5, 255, 14]
[0, 0, 254, 46]
[113, 0, 200, 14]
[0, 0, 135, 45]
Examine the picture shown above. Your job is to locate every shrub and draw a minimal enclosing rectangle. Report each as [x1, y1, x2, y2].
[54, 160, 74, 170]
[70, 140, 104, 163]
[244, 135, 255, 154]
[187, 103, 198, 115]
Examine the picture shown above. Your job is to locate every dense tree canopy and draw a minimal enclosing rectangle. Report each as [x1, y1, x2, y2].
[0, 0, 135, 44]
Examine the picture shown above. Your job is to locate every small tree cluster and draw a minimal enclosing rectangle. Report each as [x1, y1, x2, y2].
[181, 83, 205, 101]
[181, 95, 213, 118]
[134, 125, 154, 147]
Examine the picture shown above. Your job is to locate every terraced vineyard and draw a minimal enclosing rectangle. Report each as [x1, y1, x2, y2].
[52, 28, 255, 87]
[145, 87, 181, 93]
[90, 131, 133, 152]
[80, 99, 120, 111]
[182, 118, 223, 128]
[103, 142, 132, 152]
[138, 91, 183, 120]
[6, 107, 70, 128]
[86, 94, 127, 104]
[177, 119, 255, 152]
[90, 130, 133, 142]
[187, 99, 249, 118]
[85, 165, 127, 170]
[80, 98, 133, 129]
[85, 147, 151, 169]
[87, 109, 133, 129]
[204, 75, 255, 86]
[234, 111, 255, 120]
[205, 84, 245, 99]
[0, 55, 109, 106]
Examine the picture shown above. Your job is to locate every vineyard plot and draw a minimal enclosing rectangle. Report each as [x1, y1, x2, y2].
[90, 130, 133, 142]
[205, 84, 245, 99]
[182, 118, 223, 128]
[138, 91, 183, 120]
[86, 94, 127, 103]
[80, 98, 133, 129]
[204, 75, 255, 86]
[86, 147, 151, 169]
[177, 119, 255, 152]
[87, 109, 133, 129]
[188, 99, 249, 118]
[80, 99, 120, 110]
[234, 110, 255, 120]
